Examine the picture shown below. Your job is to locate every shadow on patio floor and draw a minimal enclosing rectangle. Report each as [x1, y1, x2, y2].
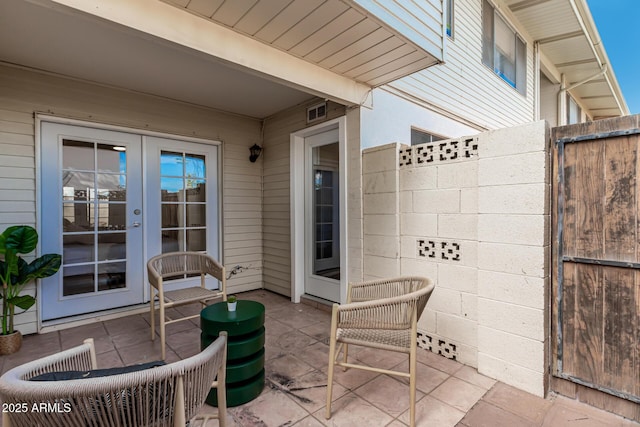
[1, 290, 634, 426]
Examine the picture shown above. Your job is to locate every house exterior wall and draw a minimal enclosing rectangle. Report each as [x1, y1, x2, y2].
[386, 0, 535, 130]
[0, 64, 264, 333]
[362, 120, 550, 397]
[261, 100, 347, 297]
[361, 88, 481, 149]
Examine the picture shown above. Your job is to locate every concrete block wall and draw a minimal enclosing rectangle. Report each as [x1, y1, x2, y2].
[476, 121, 550, 397]
[361, 121, 550, 397]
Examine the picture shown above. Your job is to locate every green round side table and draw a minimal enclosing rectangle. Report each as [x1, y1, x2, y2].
[200, 300, 265, 407]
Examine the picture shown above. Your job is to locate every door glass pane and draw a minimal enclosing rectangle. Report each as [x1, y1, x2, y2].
[161, 178, 184, 202]
[97, 203, 126, 230]
[311, 142, 340, 280]
[63, 234, 94, 263]
[63, 264, 95, 296]
[187, 229, 206, 251]
[97, 262, 126, 291]
[63, 140, 94, 170]
[185, 154, 206, 178]
[161, 150, 207, 255]
[98, 233, 126, 261]
[162, 229, 183, 253]
[186, 204, 206, 227]
[61, 139, 128, 297]
[162, 204, 181, 228]
[97, 144, 126, 173]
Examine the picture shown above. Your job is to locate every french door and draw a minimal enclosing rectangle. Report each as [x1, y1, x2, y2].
[304, 129, 341, 302]
[40, 122, 219, 321]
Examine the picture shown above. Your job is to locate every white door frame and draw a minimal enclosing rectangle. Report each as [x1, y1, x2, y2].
[290, 116, 347, 304]
[35, 114, 223, 328]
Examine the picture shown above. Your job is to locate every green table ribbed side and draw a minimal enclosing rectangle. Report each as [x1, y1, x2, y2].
[201, 300, 265, 407]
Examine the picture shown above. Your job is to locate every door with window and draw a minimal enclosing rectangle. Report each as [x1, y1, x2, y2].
[304, 129, 341, 302]
[40, 123, 219, 320]
[145, 136, 220, 291]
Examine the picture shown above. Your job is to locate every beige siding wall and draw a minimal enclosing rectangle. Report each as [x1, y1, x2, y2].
[261, 100, 346, 297]
[0, 64, 263, 333]
[387, 0, 534, 130]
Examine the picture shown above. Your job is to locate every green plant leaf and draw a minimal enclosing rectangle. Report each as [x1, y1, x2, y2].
[7, 295, 35, 311]
[4, 226, 38, 254]
[16, 254, 62, 285]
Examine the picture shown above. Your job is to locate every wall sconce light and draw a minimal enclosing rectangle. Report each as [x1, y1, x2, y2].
[249, 144, 262, 163]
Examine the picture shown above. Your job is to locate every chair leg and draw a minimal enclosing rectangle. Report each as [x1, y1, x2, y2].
[409, 352, 417, 427]
[159, 301, 166, 360]
[325, 308, 339, 420]
[218, 332, 228, 427]
[150, 291, 156, 341]
[342, 343, 349, 371]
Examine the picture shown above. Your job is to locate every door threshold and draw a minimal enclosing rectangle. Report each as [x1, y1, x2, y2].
[40, 303, 149, 333]
[300, 294, 334, 312]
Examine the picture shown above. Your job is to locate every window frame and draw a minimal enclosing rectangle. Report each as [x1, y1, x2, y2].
[481, 0, 527, 96]
[410, 128, 447, 146]
[446, 0, 455, 39]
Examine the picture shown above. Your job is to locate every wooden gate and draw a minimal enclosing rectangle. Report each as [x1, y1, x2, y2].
[552, 115, 640, 419]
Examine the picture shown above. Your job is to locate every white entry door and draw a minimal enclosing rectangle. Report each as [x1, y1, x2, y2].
[304, 129, 341, 302]
[40, 123, 220, 320]
[41, 123, 144, 320]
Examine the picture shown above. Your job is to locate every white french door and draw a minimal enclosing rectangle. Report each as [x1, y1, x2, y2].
[304, 129, 341, 302]
[41, 123, 144, 320]
[40, 122, 220, 321]
[144, 136, 220, 290]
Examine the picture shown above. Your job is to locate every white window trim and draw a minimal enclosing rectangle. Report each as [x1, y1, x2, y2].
[482, 0, 527, 95]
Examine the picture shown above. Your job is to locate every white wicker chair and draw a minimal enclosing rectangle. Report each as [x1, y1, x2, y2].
[325, 276, 434, 427]
[0, 333, 227, 427]
[147, 251, 227, 360]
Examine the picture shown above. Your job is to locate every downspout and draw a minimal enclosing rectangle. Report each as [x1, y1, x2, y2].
[557, 64, 608, 126]
[534, 41, 540, 121]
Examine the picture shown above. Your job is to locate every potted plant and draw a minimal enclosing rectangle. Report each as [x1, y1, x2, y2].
[0, 225, 61, 354]
[227, 295, 237, 312]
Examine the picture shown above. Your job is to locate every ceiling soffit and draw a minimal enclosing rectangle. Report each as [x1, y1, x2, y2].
[161, 0, 443, 87]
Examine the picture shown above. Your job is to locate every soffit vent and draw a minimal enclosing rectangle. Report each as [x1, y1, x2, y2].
[307, 102, 327, 124]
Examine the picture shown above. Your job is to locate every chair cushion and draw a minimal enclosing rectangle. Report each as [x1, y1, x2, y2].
[29, 360, 166, 381]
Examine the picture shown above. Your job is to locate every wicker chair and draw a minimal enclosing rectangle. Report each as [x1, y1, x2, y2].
[0, 333, 228, 427]
[147, 251, 227, 360]
[325, 276, 434, 427]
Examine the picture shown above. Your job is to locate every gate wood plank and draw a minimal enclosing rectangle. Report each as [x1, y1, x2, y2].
[563, 143, 578, 257]
[603, 267, 636, 395]
[574, 264, 604, 386]
[576, 141, 604, 259]
[604, 136, 637, 262]
[561, 262, 577, 375]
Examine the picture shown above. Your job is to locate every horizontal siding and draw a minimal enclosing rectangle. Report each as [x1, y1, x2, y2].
[387, 0, 534, 130]
[0, 64, 263, 332]
[261, 100, 345, 297]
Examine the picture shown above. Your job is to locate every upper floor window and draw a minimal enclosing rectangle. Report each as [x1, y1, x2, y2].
[411, 128, 446, 146]
[482, 0, 526, 95]
[567, 94, 582, 124]
[446, 0, 454, 38]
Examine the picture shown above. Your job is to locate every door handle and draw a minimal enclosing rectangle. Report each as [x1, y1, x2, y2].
[131, 221, 141, 228]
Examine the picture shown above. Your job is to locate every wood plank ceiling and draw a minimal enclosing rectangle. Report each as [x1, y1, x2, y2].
[161, 0, 442, 87]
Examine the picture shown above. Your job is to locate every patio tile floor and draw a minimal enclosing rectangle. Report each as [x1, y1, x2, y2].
[1, 289, 635, 426]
